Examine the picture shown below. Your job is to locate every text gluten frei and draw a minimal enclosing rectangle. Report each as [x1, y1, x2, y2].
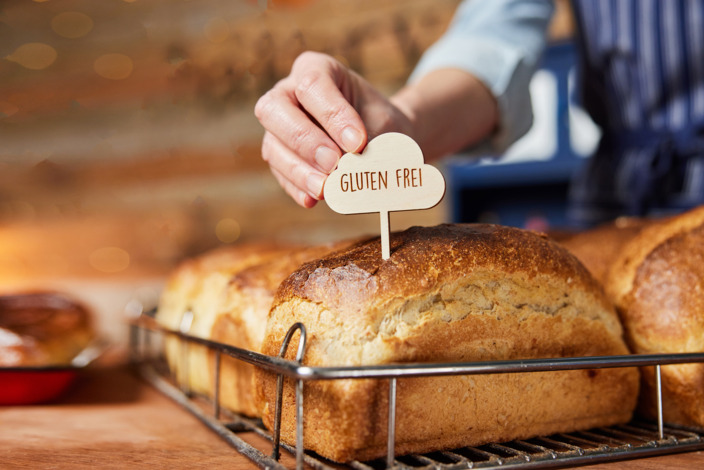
[339, 168, 423, 193]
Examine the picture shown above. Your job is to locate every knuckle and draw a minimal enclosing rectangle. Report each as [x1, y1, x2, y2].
[255, 79, 290, 120]
[321, 102, 349, 127]
[294, 69, 323, 98]
[260, 139, 273, 164]
[283, 158, 307, 188]
[292, 51, 323, 70]
[289, 124, 316, 155]
[290, 160, 308, 181]
[254, 90, 275, 121]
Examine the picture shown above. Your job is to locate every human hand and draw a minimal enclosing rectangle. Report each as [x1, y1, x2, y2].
[255, 51, 413, 208]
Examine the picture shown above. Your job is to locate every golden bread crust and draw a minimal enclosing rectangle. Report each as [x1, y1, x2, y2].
[156, 239, 360, 416]
[155, 242, 299, 396]
[276, 224, 619, 337]
[605, 206, 704, 307]
[256, 224, 639, 462]
[556, 217, 650, 285]
[156, 242, 293, 332]
[210, 239, 358, 416]
[604, 206, 704, 426]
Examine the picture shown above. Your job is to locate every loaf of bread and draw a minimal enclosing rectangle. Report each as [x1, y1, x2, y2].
[209, 240, 357, 416]
[155, 239, 357, 415]
[0, 292, 94, 367]
[255, 224, 640, 462]
[553, 217, 650, 285]
[605, 205, 704, 426]
[156, 243, 298, 397]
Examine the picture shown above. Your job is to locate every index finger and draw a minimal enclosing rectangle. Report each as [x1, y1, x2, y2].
[255, 80, 343, 174]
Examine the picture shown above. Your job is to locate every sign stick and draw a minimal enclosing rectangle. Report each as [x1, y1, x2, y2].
[380, 210, 390, 260]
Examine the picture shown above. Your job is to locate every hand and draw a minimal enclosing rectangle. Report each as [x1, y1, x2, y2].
[255, 51, 413, 208]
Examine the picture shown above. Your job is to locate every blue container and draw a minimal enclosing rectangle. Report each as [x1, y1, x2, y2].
[446, 41, 598, 230]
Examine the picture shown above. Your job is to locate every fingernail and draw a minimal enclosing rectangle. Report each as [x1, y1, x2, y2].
[306, 172, 325, 198]
[341, 127, 363, 152]
[315, 146, 339, 173]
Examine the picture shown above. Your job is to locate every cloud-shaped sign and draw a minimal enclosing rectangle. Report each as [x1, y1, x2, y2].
[323, 133, 445, 260]
[324, 132, 445, 214]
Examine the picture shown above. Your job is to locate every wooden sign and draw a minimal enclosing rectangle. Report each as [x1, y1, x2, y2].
[324, 132, 446, 259]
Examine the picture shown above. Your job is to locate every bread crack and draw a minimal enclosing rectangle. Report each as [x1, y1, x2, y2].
[514, 301, 570, 316]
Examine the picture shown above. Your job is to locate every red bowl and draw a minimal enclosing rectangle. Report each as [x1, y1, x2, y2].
[0, 367, 78, 405]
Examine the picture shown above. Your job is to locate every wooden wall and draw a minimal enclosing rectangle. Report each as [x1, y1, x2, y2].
[0, 0, 572, 281]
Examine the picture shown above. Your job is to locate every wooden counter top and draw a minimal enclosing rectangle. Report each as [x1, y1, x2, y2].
[2, 358, 703, 470]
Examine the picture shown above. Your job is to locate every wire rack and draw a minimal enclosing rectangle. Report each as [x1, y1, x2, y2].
[129, 311, 704, 470]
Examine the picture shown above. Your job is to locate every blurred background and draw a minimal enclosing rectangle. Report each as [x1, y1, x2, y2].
[0, 0, 581, 340]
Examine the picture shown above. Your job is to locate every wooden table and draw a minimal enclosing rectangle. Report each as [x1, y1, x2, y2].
[2, 357, 703, 470]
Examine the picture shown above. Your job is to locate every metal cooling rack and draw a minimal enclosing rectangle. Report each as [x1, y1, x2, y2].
[128, 311, 704, 470]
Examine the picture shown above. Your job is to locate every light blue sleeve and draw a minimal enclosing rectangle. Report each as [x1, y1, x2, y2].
[410, 0, 554, 155]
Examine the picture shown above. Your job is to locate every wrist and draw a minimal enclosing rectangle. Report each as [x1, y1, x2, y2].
[390, 86, 426, 156]
[390, 69, 498, 162]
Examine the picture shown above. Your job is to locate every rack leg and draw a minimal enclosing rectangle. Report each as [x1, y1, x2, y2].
[128, 323, 140, 363]
[271, 322, 308, 463]
[272, 373, 284, 461]
[180, 342, 191, 396]
[387, 377, 397, 468]
[144, 330, 152, 357]
[179, 310, 194, 396]
[296, 379, 304, 470]
[214, 350, 222, 420]
[656, 364, 664, 440]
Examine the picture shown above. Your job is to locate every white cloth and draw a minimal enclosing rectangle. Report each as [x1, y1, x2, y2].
[410, 0, 554, 155]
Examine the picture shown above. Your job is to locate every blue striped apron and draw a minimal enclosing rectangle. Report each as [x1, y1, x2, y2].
[568, 0, 704, 227]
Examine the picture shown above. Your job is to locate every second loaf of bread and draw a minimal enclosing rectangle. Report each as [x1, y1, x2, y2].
[209, 239, 357, 415]
[255, 224, 640, 462]
[605, 205, 704, 427]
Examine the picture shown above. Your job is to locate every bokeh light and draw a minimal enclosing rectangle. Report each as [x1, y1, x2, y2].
[6, 43, 57, 70]
[215, 218, 241, 243]
[51, 12, 94, 39]
[93, 53, 134, 80]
